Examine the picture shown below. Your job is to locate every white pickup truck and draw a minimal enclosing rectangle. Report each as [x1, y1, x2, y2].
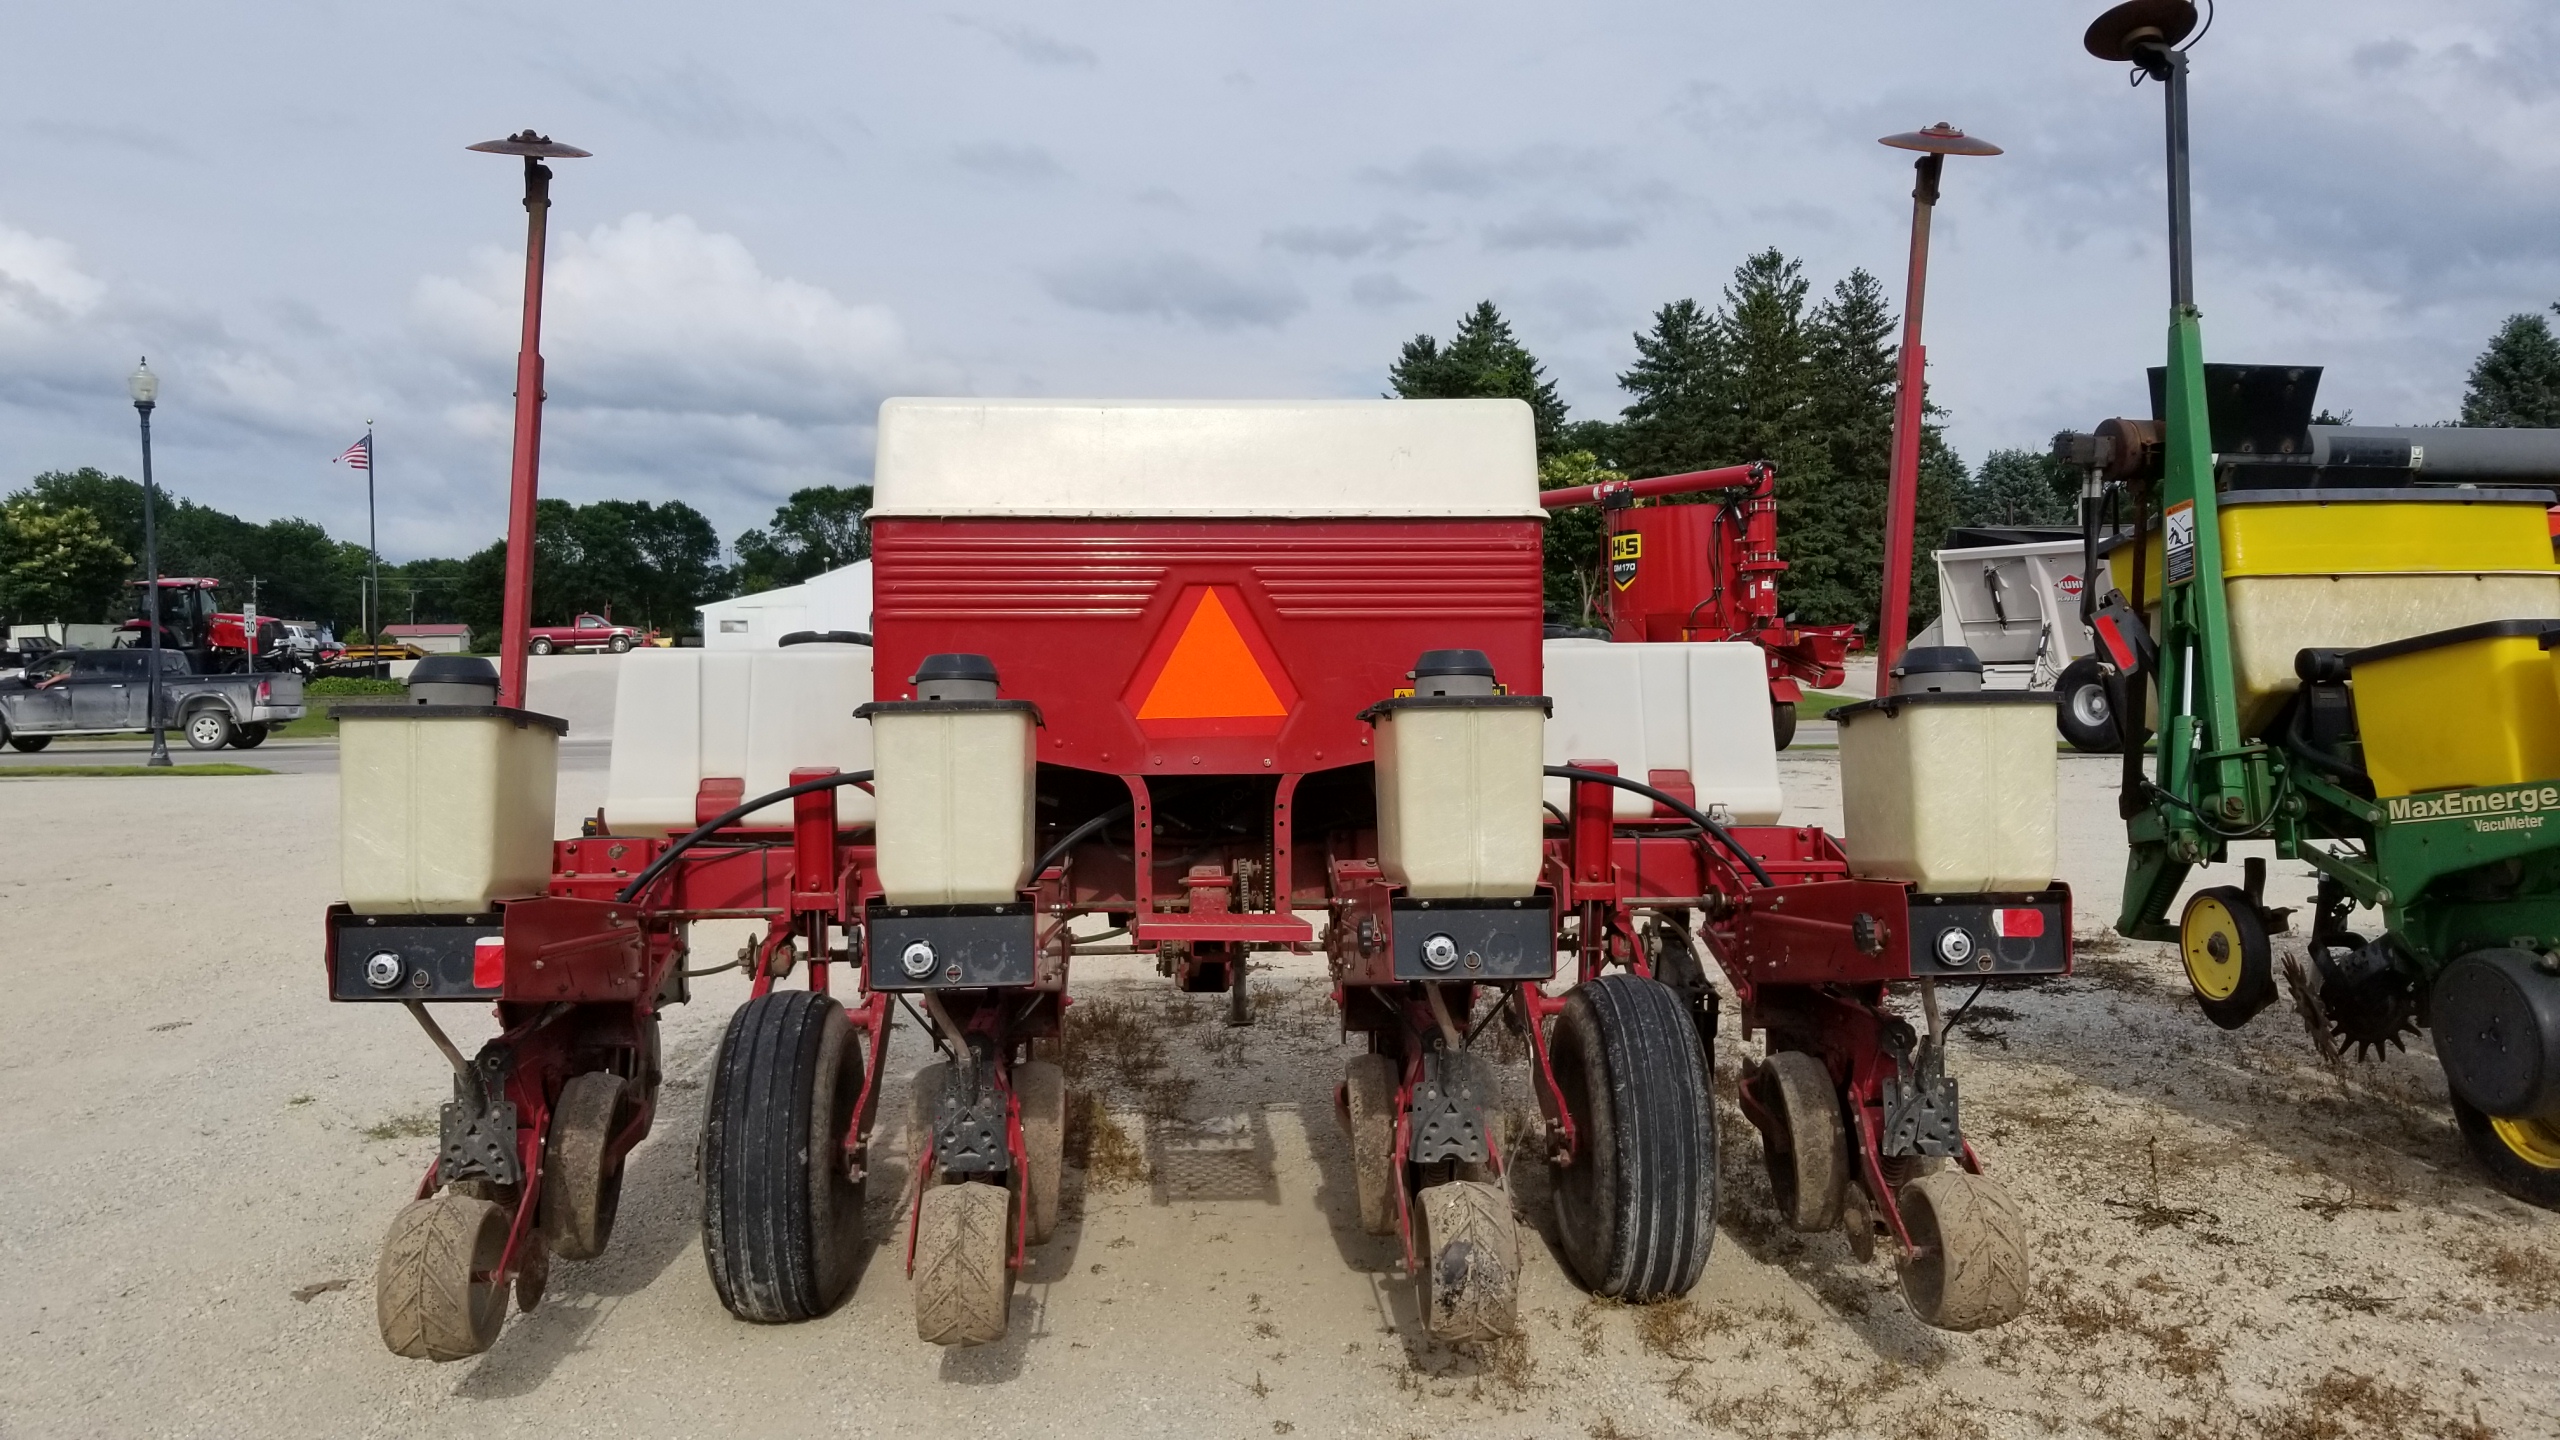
[0, 646, 306, 752]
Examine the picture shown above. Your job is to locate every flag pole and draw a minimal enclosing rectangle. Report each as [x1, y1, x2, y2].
[366, 421, 379, 666]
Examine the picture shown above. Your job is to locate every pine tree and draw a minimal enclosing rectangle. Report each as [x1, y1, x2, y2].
[2462, 307, 2560, 427]
[1784, 268, 1894, 628]
[1718, 250, 1816, 465]
[1389, 301, 1569, 455]
[1615, 299, 1729, 478]
[1962, 448, 2076, 526]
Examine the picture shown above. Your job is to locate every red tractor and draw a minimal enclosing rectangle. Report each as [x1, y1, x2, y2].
[1541, 464, 1859, 747]
[326, 399, 2067, 1361]
[121, 577, 301, 674]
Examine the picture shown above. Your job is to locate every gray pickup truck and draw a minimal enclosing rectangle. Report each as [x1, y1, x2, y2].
[0, 646, 306, 752]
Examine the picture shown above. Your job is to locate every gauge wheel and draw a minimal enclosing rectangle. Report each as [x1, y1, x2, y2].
[1753, 1050, 1848, 1232]
[2055, 658, 2119, 753]
[2180, 886, 2275, 1030]
[2449, 1093, 2560, 1210]
[1770, 701, 1798, 751]
[184, 707, 235, 751]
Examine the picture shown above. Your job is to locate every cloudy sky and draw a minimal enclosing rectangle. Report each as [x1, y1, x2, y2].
[4, 1, 2556, 560]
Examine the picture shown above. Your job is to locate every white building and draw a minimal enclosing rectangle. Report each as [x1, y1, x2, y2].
[697, 560, 872, 649]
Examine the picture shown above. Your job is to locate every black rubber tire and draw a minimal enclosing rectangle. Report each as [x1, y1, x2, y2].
[1770, 701, 1798, 751]
[377, 1191, 510, 1361]
[1896, 1170, 2031, 1331]
[2447, 1092, 2560, 1210]
[1419, 1178, 1521, 1341]
[2055, 658, 2119, 753]
[529, 636, 554, 656]
[1344, 1053, 1399, 1237]
[231, 723, 268, 749]
[701, 991, 865, 1323]
[1755, 1050, 1848, 1232]
[1548, 974, 1717, 1301]
[608, 634, 633, 653]
[2180, 886, 2276, 1031]
[541, 1070, 629, 1261]
[8, 734, 50, 753]
[183, 707, 234, 751]
[1017, 1060, 1065, 1245]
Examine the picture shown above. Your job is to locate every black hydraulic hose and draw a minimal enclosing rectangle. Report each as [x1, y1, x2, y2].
[616, 770, 874, 904]
[1030, 802, 1134, 882]
[1543, 765, 1775, 888]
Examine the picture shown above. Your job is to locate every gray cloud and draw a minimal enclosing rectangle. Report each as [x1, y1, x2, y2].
[952, 141, 1063, 182]
[1265, 214, 1427, 260]
[1483, 212, 1642, 252]
[1043, 253, 1306, 330]
[1359, 144, 1619, 198]
[1348, 273, 1423, 309]
[947, 15, 1098, 69]
[24, 118, 195, 162]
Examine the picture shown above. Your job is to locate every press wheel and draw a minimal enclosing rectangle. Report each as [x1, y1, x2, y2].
[1896, 1170, 2030, 1332]
[376, 1191, 510, 1361]
[2179, 886, 2275, 1030]
[1418, 1179, 1521, 1341]
[912, 1179, 1014, 1346]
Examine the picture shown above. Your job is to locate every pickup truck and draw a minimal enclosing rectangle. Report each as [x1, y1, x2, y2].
[527, 613, 652, 655]
[0, 646, 306, 752]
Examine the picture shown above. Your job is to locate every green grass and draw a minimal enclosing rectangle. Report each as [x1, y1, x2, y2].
[306, 676, 405, 696]
[272, 712, 338, 739]
[1796, 690, 1862, 719]
[0, 763, 274, 778]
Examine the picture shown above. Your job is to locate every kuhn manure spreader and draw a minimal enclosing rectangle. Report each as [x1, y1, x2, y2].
[325, 398, 2069, 1359]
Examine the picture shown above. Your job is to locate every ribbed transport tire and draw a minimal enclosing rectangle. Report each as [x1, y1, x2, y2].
[1549, 974, 1717, 1300]
[701, 991, 865, 1323]
[1419, 1179, 1521, 1341]
[1755, 1050, 1847, 1232]
[1344, 1054, 1400, 1237]
[1016, 1060, 1065, 1244]
[913, 1180, 1013, 1346]
[1896, 1170, 2030, 1331]
[542, 1070, 629, 1261]
[377, 1191, 510, 1361]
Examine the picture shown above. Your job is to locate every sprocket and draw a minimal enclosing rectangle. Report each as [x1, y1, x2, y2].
[2308, 935, 2420, 1063]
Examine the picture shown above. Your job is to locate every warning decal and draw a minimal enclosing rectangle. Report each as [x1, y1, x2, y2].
[1125, 586, 1297, 736]
[2164, 500, 2197, 585]
[1610, 531, 1641, 591]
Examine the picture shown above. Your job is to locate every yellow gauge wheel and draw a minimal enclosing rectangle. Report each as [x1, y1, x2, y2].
[2490, 1115, 2560, 1172]
[2179, 886, 2275, 1030]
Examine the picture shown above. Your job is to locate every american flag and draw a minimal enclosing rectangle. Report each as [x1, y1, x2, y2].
[334, 435, 371, 470]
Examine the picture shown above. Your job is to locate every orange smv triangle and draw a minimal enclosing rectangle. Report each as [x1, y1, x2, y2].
[1136, 590, 1289, 720]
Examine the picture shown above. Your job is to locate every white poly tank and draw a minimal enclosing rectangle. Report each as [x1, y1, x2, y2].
[605, 646, 876, 831]
[1540, 640, 1783, 822]
[1369, 696, 1549, 899]
[1834, 693, 2056, 893]
[863, 701, 1038, 905]
[340, 708, 564, 914]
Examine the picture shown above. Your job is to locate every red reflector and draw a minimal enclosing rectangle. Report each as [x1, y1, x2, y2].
[1995, 908, 2044, 939]
[472, 936, 506, 988]
[2093, 616, 2134, 673]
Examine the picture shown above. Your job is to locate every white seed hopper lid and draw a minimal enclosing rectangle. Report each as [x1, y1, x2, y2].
[870, 397, 1541, 518]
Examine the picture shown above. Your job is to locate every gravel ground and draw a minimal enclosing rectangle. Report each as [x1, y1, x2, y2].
[1, 748, 2555, 1439]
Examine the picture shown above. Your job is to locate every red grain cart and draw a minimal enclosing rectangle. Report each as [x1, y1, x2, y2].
[327, 398, 2066, 1359]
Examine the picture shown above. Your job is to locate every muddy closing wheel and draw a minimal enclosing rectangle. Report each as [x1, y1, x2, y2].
[1895, 1170, 2030, 1331]
[377, 1191, 510, 1361]
[1419, 1179, 1521, 1341]
[913, 1180, 1013, 1346]
[1549, 974, 1717, 1300]
[2180, 886, 2275, 1030]
[1343, 1053, 1399, 1237]
[1753, 1050, 1847, 1232]
[701, 991, 865, 1323]
[1016, 1059, 1065, 1245]
[541, 1070, 629, 1261]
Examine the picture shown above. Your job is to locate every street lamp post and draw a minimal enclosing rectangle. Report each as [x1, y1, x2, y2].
[1873, 122, 2002, 686]
[128, 358, 172, 767]
[468, 129, 590, 711]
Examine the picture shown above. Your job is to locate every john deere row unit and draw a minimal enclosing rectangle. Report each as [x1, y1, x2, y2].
[325, 397, 2071, 1359]
[2077, 0, 2560, 1205]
